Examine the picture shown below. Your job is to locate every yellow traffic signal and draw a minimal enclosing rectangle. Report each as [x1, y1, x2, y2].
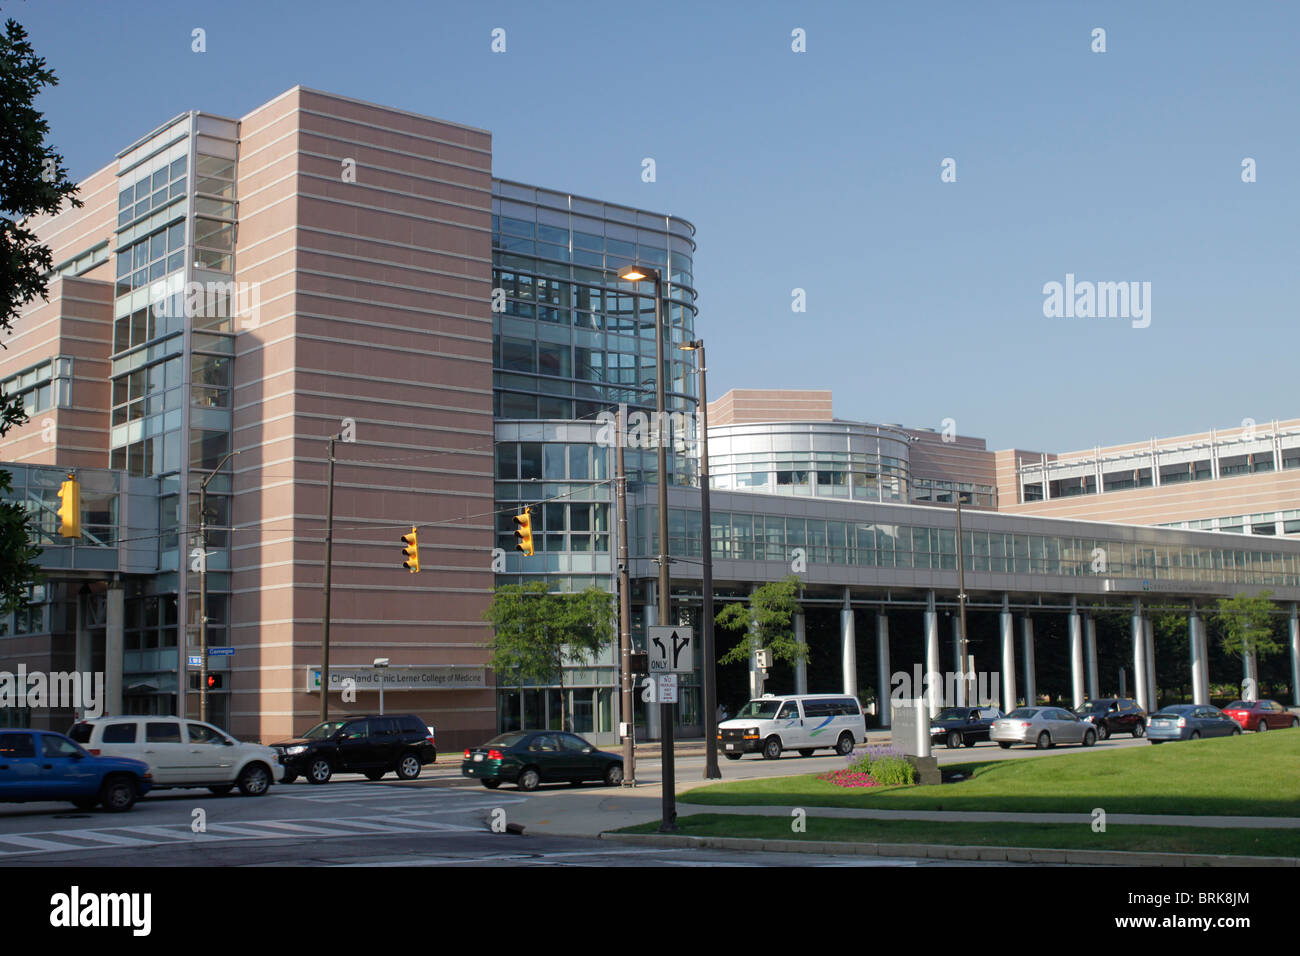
[401, 527, 420, 573]
[513, 509, 534, 556]
[57, 473, 80, 538]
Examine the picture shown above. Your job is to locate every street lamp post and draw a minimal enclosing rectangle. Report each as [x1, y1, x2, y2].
[955, 488, 972, 708]
[680, 338, 719, 779]
[199, 450, 238, 724]
[617, 265, 676, 831]
[374, 657, 390, 715]
[321, 432, 340, 726]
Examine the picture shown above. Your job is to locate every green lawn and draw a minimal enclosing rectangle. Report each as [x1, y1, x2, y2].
[679, 731, 1300, 817]
[615, 813, 1300, 858]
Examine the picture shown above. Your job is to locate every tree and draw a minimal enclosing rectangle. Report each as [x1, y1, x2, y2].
[1216, 590, 1281, 700]
[482, 582, 614, 729]
[715, 575, 808, 696]
[0, 18, 82, 612]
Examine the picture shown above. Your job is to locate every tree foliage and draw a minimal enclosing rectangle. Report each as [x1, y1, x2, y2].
[715, 575, 809, 666]
[1216, 590, 1281, 661]
[482, 582, 615, 724]
[0, 18, 81, 612]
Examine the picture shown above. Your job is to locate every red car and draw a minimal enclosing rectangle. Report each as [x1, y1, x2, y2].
[1222, 699, 1299, 732]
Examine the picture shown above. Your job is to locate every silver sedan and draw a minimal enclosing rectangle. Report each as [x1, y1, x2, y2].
[990, 707, 1098, 749]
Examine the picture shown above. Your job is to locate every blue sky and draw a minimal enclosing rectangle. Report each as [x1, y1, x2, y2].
[10, 0, 1298, 451]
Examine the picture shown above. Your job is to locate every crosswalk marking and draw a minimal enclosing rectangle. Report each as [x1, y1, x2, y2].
[0, 833, 87, 852]
[51, 829, 154, 846]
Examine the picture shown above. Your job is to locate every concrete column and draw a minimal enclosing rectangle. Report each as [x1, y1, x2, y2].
[1068, 598, 1084, 708]
[1190, 604, 1209, 706]
[793, 610, 808, 696]
[924, 591, 940, 716]
[876, 613, 891, 728]
[1242, 650, 1257, 700]
[1021, 616, 1037, 707]
[1085, 614, 1099, 700]
[951, 614, 965, 707]
[1290, 604, 1300, 708]
[840, 589, 857, 700]
[1000, 594, 1017, 711]
[1144, 616, 1157, 711]
[1131, 600, 1147, 712]
[644, 591, 660, 740]
[106, 581, 124, 717]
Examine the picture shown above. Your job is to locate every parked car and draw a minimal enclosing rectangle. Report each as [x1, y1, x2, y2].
[0, 729, 152, 812]
[69, 716, 281, 796]
[271, 714, 436, 784]
[1147, 704, 1241, 743]
[1221, 699, 1299, 732]
[461, 730, 623, 790]
[990, 707, 1097, 749]
[1072, 698, 1147, 739]
[929, 706, 1005, 748]
[716, 693, 866, 760]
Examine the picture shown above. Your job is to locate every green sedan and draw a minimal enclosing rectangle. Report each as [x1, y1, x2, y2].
[462, 730, 624, 791]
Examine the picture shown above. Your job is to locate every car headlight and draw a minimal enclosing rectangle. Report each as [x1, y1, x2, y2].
[285, 745, 307, 755]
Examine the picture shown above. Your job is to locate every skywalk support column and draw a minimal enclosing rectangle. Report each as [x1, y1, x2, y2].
[1132, 599, 1148, 712]
[1291, 604, 1300, 708]
[794, 609, 808, 696]
[106, 580, 124, 717]
[1021, 615, 1037, 708]
[1144, 615, 1158, 711]
[1069, 597, 1084, 708]
[1190, 603, 1208, 706]
[924, 591, 940, 716]
[1000, 594, 1017, 712]
[876, 612, 891, 728]
[1085, 613, 1099, 700]
[841, 589, 858, 700]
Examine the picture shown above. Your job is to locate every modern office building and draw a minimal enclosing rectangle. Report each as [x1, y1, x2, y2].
[2, 88, 1297, 747]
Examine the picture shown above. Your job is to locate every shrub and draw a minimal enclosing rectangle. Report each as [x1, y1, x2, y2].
[844, 744, 916, 786]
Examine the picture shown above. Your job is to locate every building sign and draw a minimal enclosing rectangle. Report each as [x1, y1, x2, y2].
[890, 698, 931, 758]
[306, 666, 486, 693]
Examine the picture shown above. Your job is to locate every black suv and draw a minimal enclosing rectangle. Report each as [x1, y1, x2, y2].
[1072, 698, 1146, 740]
[272, 715, 437, 784]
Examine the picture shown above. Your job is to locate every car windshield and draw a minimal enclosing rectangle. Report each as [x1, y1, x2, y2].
[1007, 708, 1040, 719]
[485, 732, 529, 748]
[1224, 701, 1248, 710]
[1153, 706, 1193, 716]
[934, 708, 969, 721]
[301, 720, 348, 739]
[735, 699, 783, 719]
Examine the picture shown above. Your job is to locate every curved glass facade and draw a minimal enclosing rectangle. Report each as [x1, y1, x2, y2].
[706, 422, 912, 502]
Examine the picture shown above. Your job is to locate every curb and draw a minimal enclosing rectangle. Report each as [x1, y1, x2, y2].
[598, 832, 1300, 867]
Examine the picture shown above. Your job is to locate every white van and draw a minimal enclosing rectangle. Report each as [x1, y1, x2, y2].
[717, 694, 866, 760]
[68, 716, 283, 796]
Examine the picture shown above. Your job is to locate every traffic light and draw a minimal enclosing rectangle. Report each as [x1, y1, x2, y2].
[401, 526, 420, 573]
[57, 473, 80, 538]
[513, 509, 534, 556]
[189, 673, 224, 690]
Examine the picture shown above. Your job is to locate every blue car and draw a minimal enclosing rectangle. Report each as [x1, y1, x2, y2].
[1147, 704, 1242, 743]
[0, 729, 153, 812]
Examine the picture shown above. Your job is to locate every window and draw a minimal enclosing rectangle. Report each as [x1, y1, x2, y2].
[777, 701, 800, 719]
[145, 722, 181, 743]
[187, 722, 227, 745]
[2, 357, 72, 415]
[558, 734, 589, 752]
[343, 720, 369, 739]
[42, 735, 83, 758]
[102, 723, 137, 744]
[0, 733, 36, 758]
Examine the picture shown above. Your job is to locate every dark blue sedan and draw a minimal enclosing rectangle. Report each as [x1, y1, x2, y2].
[1147, 705, 1242, 743]
[0, 729, 153, 811]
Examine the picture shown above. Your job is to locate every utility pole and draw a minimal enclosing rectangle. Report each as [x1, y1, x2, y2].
[616, 405, 635, 785]
[199, 450, 237, 724]
[955, 488, 971, 709]
[320, 433, 339, 726]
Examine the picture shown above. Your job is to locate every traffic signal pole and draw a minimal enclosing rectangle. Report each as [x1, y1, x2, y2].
[199, 451, 237, 723]
[321, 435, 337, 727]
[616, 405, 635, 785]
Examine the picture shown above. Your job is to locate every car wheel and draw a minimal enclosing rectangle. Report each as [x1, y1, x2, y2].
[1150, 740, 1162, 745]
[1190, 730, 1201, 740]
[1257, 721, 1268, 733]
[724, 753, 742, 761]
[482, 779, 501, 789]
[835, 732, 854, 756]
[947, 732, 963, 749]
[1036, 732, 1051, 749]
[238, 763, 271, 796]
[1098, 723, 1109, 741]
[1083, 729, 1097, 747]
[70, 798, 97, 811]
[998, 741, 1012, 749]
[281, 770, 297, 785]
[518, 767, 541, 791]
[307, 757, 333, 784]
[1231, 728, 1241, 735]
[396, 752, 422, 780]
[569, 778, 584, 787]
[604, 763, 624, 786]
[964, 736, 978, 748]
[762, 736, 783, 760]
[364, 770, 386, 781]
[1292, 719, 1299, 729]
[208, 785, 234, 796]
[1132, 722, 1145, 738]
[100, 776, 137, 813]
[798, 749, 815, 757]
